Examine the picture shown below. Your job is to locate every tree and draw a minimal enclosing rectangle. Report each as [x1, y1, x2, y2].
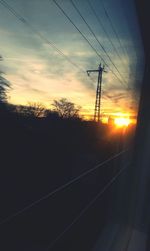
[17, 102, 45, 118]
[27, 102, 45, 117]
[52, 98, 81, 119]
[0, 56, 10, 104]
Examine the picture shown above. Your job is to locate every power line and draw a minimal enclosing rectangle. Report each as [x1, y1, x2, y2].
[0, 149, 128, 226]
[52, 0, 127, 88]
[0, 0, 132, 108]
[47, 162, 130, 250]
[101, 0, 128, 62]
[0, 0, 95, 86]
[0, 0, 130, 95]
[86, 0, 127, 69]
[51, 0, 107, 65]
[69, 0, 127, 86]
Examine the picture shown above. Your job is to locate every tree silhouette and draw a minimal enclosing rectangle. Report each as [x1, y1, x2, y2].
[0, 56, 10, 104]
[27, 102, 45, 117]
[17, 102, 45, 118]
[52, 98, 81, 119]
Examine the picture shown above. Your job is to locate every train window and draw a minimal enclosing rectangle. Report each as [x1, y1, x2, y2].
[0, 0, 147, 250]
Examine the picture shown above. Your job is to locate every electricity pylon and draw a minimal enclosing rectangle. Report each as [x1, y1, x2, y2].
[87, 63, 106, 122]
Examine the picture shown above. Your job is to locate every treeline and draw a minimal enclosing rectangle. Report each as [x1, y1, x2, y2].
[2, 98, 81, 119]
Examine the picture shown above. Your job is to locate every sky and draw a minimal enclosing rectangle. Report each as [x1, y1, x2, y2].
[0, 0, 145, 119]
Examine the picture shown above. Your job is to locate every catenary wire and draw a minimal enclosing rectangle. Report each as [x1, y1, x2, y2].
[86, 0, 127, 69]
[101, 0, 128, 61]
[0, 0, 132, 124]
[69, 0, 127, 85]
[0, 0, 95, 85]
[0, 0, 136, 123]
[52, 0, 127, 88]
[51, 0, 107, 65]
[0, 0, 132, 99]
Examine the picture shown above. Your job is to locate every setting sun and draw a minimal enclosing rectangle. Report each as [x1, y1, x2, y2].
[114, 117, 130, 127]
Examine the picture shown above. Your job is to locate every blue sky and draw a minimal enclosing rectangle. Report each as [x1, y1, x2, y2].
[0, 0, 145, 118]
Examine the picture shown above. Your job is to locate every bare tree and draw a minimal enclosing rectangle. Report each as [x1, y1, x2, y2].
[52, 98, 81, 119]
[27, 102, 45, 117]
[17, 102, 45, 118]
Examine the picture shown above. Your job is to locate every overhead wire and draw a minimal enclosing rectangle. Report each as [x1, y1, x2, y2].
[0, 0, 95, 85]
[47, 161, 130, 250]
[49, 0, 127, 88]
[101, 0, 128, 61]
[0, 0, 134, 116]
[52, 0, 127, 88]
[0, 0, 131, 91]
[0, 0, 129, 118]
[86, 0, 127, 69]
[0, 149, 128, 226]
[51, 0, 107, 65]
[69, 0, 127, 86]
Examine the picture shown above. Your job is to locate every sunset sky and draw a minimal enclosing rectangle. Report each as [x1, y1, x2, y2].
[0, 0, 145, 119]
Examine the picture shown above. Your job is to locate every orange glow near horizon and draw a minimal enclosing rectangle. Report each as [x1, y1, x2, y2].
[81, 111, 137, 126]
[114, 117, 131, 127]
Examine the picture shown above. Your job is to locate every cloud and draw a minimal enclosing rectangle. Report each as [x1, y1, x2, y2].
[0, 0, 144, 116]
[104, 91, 128, 103]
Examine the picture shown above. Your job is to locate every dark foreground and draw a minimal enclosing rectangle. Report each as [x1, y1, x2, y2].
[0, 110, 135, 250]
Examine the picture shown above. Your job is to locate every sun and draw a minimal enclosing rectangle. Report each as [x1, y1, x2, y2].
[114, 117, 130, 127]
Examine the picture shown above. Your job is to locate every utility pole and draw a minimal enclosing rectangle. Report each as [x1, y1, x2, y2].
[87, 63, 106, 122]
